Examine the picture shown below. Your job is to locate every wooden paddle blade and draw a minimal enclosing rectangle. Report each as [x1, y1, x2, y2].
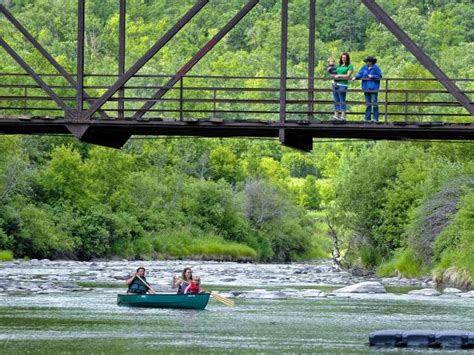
[211, 291, 235, 307]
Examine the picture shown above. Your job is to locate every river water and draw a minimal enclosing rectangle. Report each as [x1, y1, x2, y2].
[0, 260, 473, 353]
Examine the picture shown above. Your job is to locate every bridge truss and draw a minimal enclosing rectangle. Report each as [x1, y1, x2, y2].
[0, 0, 473, 150]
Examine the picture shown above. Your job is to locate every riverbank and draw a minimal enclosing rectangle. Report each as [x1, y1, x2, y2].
[1, 259, 473, 299]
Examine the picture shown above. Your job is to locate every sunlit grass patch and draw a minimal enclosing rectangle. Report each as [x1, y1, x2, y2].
[0, 250, 13, 261]
[377, 248, 424, 278]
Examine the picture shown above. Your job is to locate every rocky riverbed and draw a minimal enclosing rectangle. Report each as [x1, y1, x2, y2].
[1, 259, 473, 299]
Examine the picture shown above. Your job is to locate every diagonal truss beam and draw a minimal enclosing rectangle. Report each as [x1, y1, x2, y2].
[133, 0, 260, 120]
[361, 0, 474, 116]
[0, 4, 108, 119]
[0, 37, 70, 111]
[85, 0, 209, 119]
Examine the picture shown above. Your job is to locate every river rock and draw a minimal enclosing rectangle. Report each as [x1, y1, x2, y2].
[408, 288, 441, 296]
[220, 278, 236, 282]
[443, 287, 462, 294]
[59, 282, 79, 289]
[458, 291, 474, 298]
[240, 289, 287, 300]
[301, 289, 325, 298]
[37, 289, 64, 294]
[333, 281, 386, 294]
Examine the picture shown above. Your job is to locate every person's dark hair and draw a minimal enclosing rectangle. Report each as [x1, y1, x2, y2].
[339, 52, 351, 66]
[136, 267, 145, 273]
[363, 56, 377, 64]
[182, 267, 192, 280]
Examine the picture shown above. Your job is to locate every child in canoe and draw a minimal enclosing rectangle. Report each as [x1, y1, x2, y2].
[184, 276, 204, 294]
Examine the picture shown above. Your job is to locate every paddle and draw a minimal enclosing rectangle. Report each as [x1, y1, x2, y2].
[136, 275, 157, 295]
[176, 277, 234, 307]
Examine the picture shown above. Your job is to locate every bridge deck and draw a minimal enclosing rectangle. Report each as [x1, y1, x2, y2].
[0, 116, 472, 140]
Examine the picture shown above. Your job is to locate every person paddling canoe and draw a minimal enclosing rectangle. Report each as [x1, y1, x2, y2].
[126, 267, 155, 294]
[172, 267, 192, 294]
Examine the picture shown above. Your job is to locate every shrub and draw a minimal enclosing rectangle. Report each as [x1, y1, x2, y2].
[0, 250, 13, 261]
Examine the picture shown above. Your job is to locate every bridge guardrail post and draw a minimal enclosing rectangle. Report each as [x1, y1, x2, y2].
[405, 91, 409, 122]
[384, 78, 388, 123]
[213, 88, 217, 119]
[23, 87, 28, 115]
[179, 77, 184, 121]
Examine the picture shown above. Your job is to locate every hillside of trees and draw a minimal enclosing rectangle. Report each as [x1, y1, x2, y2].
[0, 0, 472, 288]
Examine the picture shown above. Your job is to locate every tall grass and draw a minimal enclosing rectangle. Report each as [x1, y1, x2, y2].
[0, 250, 13, 261]
[152, 228, 257, 261]
[109, 227, 259, 261]
[377, 248, 424, 278]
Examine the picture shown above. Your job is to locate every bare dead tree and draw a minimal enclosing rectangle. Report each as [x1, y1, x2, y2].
[243, 179, 286, 228]
[325, 211, 342, 266]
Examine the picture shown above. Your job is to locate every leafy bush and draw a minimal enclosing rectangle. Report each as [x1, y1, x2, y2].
[0, 250, 13, 261]
[408, 176, 468, 266]
[432, 188, 474, 288]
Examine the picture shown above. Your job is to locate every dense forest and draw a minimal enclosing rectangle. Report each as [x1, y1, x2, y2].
[0, 0, 473, 288]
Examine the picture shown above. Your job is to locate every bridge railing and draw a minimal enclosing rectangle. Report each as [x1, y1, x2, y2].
[0, 73, 472, 123]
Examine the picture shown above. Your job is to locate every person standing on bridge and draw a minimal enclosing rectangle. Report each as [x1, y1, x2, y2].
[352, 56, 382, 122]
[331, 52, 354, 121]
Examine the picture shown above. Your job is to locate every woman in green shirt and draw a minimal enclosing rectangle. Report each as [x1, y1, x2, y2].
[331, 52, 354, 120]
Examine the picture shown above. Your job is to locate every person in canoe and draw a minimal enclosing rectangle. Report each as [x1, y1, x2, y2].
[184, 276, 204, 294]
[126, 267, 155, 294]
[172, 267, 193, 294]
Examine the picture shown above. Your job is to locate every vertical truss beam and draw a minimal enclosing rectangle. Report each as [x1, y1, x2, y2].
[133, 0, 260, 120]
[118, 0, 126, 119]
[0, 4, 108, 118]
[362, 0, 474, 116]
[279, 0, 288, 125]
[85, 0, 209, 119]
[278, 0, 288, 144]
[307, 0, 315, 119]
[0, 37, 70, 111]
[77, 0, 85, 111]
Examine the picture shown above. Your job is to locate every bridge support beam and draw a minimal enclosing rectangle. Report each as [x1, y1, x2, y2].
[0, 4, 107, 119]
[280, 129, 313, 152]
[362, 0, 474, 116]
[65, 123, 130, 149]
[278, 0, 288, 148]
[0, 37, 70, 112]
[132, 0, 260, 120]
[85, 0, 209, 119]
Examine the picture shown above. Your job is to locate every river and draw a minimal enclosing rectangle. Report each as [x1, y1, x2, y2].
[0, 260, 473, 353]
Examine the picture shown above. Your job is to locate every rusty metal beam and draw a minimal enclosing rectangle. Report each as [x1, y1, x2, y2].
[132, 0, 260, 120]
[0, 118, 472, 146]
[118, 0, 126, 119]
[77, 0, 85, 111]
[308, 0, 316, 120]
[0, 37, 70, 111]
[279, 0, 288, 126]
[361, 0, 474, 116]
[85, 0, 209, 119]
[0, 4, 108, 119]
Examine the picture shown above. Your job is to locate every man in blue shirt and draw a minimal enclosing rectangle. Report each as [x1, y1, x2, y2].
[352, 56, 382, 122]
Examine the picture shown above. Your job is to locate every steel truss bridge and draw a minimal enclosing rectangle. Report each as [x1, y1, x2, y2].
[0, 0, 473, 150]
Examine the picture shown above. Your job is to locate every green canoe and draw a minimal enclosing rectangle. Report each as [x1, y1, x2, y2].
[117, 293, 210, 310]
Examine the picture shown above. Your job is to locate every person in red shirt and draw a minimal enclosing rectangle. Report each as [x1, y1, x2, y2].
[184, 276, 204, 294]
